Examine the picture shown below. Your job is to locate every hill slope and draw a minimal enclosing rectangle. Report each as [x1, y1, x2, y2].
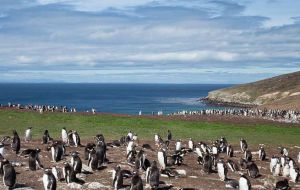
[206, 71, 300, 110]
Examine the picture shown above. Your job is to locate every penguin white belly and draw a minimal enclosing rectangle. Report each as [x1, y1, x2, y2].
[239, 177, 249, 190]
[270, 159, 277, 173]
[212, 147, 218, 155]
[72, 134, 77, 147]
[290, 168, 297, 182]
[188, 141, 193, 149]
[176, 142, 181, 151]
[127, 142, 133, 154]
[62, 130, 68, 143]
[298, 152, 300, 164]
[25, 130, 31, 141]
[282, 165, 290, 177]
[274, 164, 281, 176]
[51, 147, 55, 162]
[42, 174, 49, 190]
[0, 147, 4, 157]
[217, 163, 225, 181]
[52, 167, 58, 180]
[195, 148, 202, 157]
[157, 152, 165, 169]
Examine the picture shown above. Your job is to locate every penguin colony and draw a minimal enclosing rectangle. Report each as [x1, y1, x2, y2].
[0, 127, 299, 190]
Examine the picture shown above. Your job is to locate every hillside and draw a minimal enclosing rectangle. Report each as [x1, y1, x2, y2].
[205, 71, 300, 110]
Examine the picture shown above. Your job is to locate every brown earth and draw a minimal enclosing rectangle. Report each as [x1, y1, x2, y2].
[1, 139, 300, 190]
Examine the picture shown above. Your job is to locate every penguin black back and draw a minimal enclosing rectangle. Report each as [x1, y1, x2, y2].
[3, 162, 16, 189]
[29, 148, 43, 171]
[130, 173, 143, 190]
[11, 130, 21, 154]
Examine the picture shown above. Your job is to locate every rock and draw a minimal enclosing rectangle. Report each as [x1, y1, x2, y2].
[175, 169, 187, 177]
[76, 173, 87, 180]
[82, 164, 93, 173]
[85, 182, 110, 189]
[68, 182, 83, 189]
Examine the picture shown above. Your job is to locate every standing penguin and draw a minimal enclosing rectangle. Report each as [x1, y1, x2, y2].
[112, 165, 123, 190]
[11, 130, 21, 154]
[63, 162, 76, 184]
[240, 138, 248, 153]
[71, 152, 82, 174]
[203, 154, 213, 174]
[29, 148, 43, 171]
[217, 159, 228, 181]
[42, 130, 51, 144]
[51, 142, 63, 162]
[167, 130, 172, 141]
[244, 150, 252, 162]
[258, 146, 266, 161]
[0, 142, 5, 157]
[175, 139, 182, 153]
[130, 172, 143, 190]
[25, 127, 32, 142]
[135, 149, 146, 170]
[61, 127, 68, 144]
[239, 174, 251, 190]
[43, 169, 57, 190]
[88, 149, 98, 170]
[84, 143, 95, 160]
[226, 145, 234, 157]
[3, 162, 16, 189]
[146, 160, 160, 189]
[95, 141, 106, 168]
[270, 155, 279, 173]
[247, 162, 259, 178]
[188, 138, 194, 152]
[72, 130, 81, 147]
[157, 147, 167, 170]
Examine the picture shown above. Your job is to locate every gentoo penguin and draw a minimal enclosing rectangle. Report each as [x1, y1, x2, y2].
[203, 154, 212, 174]
[247, 162, 259, 178]
[226, 145, 234, 157]
[135, 149, 146, 170]
[244, 150, 252, 162]
[3, 162, 16, 189]
[61, 127, 68, 144]
[72, 130, 81, 147]
[275, 179, 289, 190]
[240, 138, 248, 153]
[239, 174, 251, 190]
[112, 165, 123, 190]
[157, 147, 167, 170]
[0, 142, 5, 157]
[146, 160, 160, 189]
[280, 147, 288, 157]
[42, 130, 51, 144]
[84, 143, 95, 160]
[29, 148, 43, 171]
[239, 158, 248, 170]
[217, 159, 228, 181]
[25, 127, 32, 142]
[43, 169, 57, 190]
[175, 139, 182, 153]
[88, 149, 98, 170]
[71, 152, 82, 174]
[51, 142, 64, 162]
[63, 162, 76, 184]
[167, 130, 172, 141]
[130, 172, 143, 190]
[188, 138, 194, 152]
[258, 146, 266, 161]
[11, 130, 21, 154]
[226, 159, 238, 172]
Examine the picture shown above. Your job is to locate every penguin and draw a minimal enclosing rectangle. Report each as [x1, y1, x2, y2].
[63, 162, 76, 184]
[280, 147, 288, 157]
[135, 149, 146, 170]
[132, 134, 138, 141]
[225, 179, 239, 189]
[51, 142, 64, 162]
[52, 166, 63, 181]
[270, 155, 279, 173]
[95, 134, 105, 144]
[146, 160, 160, 189]
[282, 162, 290, 177]
[71, 152, 82, 174]
[167, 130, 172, 141]
[226, 145, 234, 157]
[42, 130, 51, 144]
[175, 139, 182, 153]
[239, 158, 248, 170]
[25, 127, 32, 142]
[258, 146, 266, 161]
[239, 174, 251, 190]
[72, 130, 81, 147]
[240, 138, 248, 153]
[188, 138, 194, 152]
[130, 172, 143, 190]
[88, 149, 98, 170]
[157, 147, 167, 170]
[195, 144, 203, 158]
[226, 159, 238, 172]
[212, 143, 218, 156]
[217, 159, 228, 181]
[127, 141, 135, 155]
[203, 154, 212, 174]
[84, 143, 95, 160]
[43, 168, 57, 190]
[275, 179, 289, 190]
[61, 127, 68, 144]
[127, 131, 133, 141]
[219, 136, 227, 153]
[244, 150, 252, 162]
[273, 161, 281, 176]
[0, 142, 5, 157]
[170, 152, 184, 166]
[289, 167, 299, 183]
[11, 130, 21, 154]
[95, 141, 106, 168]
[247, 162, 259, 178]
[112, 165, 123, 190]
[29, 148, 43, 171]
[3, 162, 16, 190]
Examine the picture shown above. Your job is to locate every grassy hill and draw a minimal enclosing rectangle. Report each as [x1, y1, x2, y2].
[206, 71, 300, 110]
[0, 110, 299, 146]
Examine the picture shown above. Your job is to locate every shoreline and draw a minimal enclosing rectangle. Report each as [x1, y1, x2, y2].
[199, 97, 256, 108]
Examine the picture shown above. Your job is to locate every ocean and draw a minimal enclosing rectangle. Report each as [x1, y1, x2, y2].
[0, 83, 232, 115]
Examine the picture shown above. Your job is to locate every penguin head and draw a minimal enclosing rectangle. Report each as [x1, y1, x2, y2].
[71, 151, 79, 157]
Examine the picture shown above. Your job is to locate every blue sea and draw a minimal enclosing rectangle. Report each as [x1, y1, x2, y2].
[0, 83, 232, 115]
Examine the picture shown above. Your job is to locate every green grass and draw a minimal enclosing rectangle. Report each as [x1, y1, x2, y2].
[0, 110, 299, 146]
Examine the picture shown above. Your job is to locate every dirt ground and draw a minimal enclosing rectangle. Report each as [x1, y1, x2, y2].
[1, 138, 300, 190]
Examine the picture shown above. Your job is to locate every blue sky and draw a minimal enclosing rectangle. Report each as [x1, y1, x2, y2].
[0, 0, 299, 83]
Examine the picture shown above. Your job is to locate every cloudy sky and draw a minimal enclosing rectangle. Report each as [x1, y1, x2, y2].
[0, 0, 299, 83]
